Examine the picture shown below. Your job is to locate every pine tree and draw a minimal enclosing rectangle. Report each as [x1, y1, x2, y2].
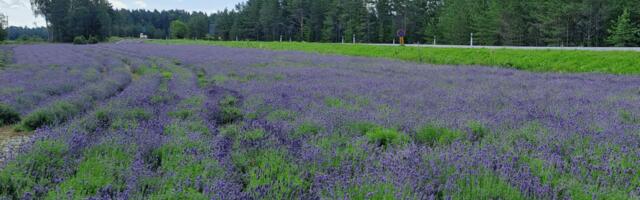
[607, 9, 640, 47]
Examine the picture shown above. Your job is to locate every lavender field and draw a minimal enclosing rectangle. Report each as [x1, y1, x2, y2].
[0, 43, 639, 199]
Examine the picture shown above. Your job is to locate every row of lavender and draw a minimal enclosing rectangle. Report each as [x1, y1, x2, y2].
[1, 43, 639, 199]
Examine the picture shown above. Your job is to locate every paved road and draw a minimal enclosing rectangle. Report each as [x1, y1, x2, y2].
[367, 43, 640, 52]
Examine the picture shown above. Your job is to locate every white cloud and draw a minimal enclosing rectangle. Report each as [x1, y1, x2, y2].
[133, 0, 147, 8]
[109, 0, 128, 9]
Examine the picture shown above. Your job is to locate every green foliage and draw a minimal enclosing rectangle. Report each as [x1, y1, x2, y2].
[311, 133, 367, 169]
[48, 144, 132, 199]
[0, 103, 20, 126]
[219, 123, 243, 138]
[216, 95, 243, 125]
[324, 97, 346, 108]
[522, 156, 632, 199]
[415, 123, 464, 146]
[291, 121, 323, 139]
[365, 127, 407, 147]
[151, 40, 640, 75]
[73, 36, 88, 45]
[607, 9, 640, 47]
[265, 109, 297, 122]
[0, 140, 67, 198]
[19, 101, 80, 131]
[132, 64, 162, 76]
[161, 71, 173, 80]
[80, 109, 111, 131]
[346, 121, 383, 136]
[452, 171, 525, 200]
[220, 95, 238, 107]
[87, 36, 99, 44]
[240, 128, 266, 142]
[170, 20, 189, 39]
[467, 121, 489, 142]
[232, 149, 308, 199]
[125, 108, 152, 121]
[148, 137, 223, 199]
[330, 182, 398, 200]
[169, 109, 194, 120]
[619, 110, 640, 124]
[220, 106, 243, 124]
[324, 96, 364, 111]
[0, 26, 6, 42]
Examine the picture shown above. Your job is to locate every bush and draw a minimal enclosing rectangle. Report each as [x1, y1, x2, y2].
[291, 121, 323, 139]
[220, 106, 243, 124]
[73, 36, 87, 45]
[415, 123, 464, 146]
[468, 121, 489, 142]
[453, 171, 525, 200]
[240, 128, 266, 142]
[365, 127, 406, 147]
[265, 109, 296, 122]
[19, 101, 79, 131]
[0, 140, 68, 198]
[219, 123, 243, 139]
[48, 144, 132, 199]
[231, 149, 307, 199]
[0, 103, 20, 126]
[219, 95, 238, 107]
[87, 36, 99, 44]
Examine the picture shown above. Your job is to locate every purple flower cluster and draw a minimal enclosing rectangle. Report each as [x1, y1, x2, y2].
[1, 43, 639, 199]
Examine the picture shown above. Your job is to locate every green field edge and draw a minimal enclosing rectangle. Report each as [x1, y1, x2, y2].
[147, 39, 640, 75]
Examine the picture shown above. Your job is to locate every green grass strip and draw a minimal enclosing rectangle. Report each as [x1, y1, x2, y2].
[149, 40, 640, 75]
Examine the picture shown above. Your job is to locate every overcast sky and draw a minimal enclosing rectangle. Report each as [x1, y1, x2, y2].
[0, 0, 245, 27]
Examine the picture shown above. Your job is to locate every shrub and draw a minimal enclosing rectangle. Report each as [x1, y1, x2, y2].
[48, 144, 132, 199]
[219, 95, 238, 107]
[73, 36, 87, 45]
[291, 121, 323, 139]
[468, 121, 489, 142]
[240, 128, 266, 142]
[332, 183, 397, 200]
[220, 106, 243, 124]
[365, 127, 406, 147]
[19, 101, 79, 131]
[619, 110, 640, 124]
[81, 109, 112, 131]
[124, 108, 151, 121]
[219, 123, 243, 138]
[169, 109, 193, 120]
[415, 123, 464, 146]
[265, 109, 296, 122]
[87, 36, 99, 44]
[0, 140, 68, 198]
[149, 138, 222, 199]
[453, 171, 525, 200]
[0, 103, 20, 126]
[216, 95, 243, 124]
[346, 121, 381, 135]
[232, 149, 307, 199]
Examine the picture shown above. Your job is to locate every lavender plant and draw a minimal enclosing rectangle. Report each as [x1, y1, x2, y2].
[0, 43, 639, 200]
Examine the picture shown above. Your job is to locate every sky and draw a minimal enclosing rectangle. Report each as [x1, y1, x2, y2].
[0, 0, 245, 27]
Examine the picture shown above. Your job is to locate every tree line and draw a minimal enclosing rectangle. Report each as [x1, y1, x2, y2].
[0, 14, 7, 42]
[27, 0, 640, 46]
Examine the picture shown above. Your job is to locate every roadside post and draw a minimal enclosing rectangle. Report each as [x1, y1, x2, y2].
[397, 29, 406, 46]
[470, 33, 474, 46]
